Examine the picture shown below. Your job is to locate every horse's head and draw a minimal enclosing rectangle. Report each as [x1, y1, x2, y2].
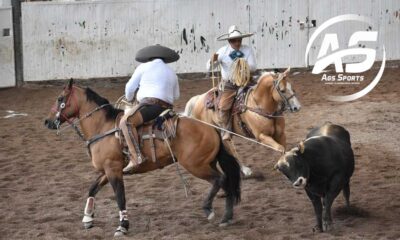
[271, 67, 301, 113]
[44, 79, 80, 130]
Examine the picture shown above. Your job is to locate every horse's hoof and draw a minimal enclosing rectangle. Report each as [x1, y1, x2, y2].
[241, 166, 252, 176]
[219, 219, 234, 227]
[312, 225, 322, 233]
[322, 221, 332, 232]
[114, 226, 128, 237]
[114, 231, 125, 237]
[207, 211, 215, 221]
[83, 221, 93, 229]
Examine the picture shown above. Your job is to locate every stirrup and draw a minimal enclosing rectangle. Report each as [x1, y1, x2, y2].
[123, 161, 135, 173]
[221, 128, 232, 140]
[122, 147, 129, 156]
[123, 154, 146, 174]
[222, 133, 231, 141]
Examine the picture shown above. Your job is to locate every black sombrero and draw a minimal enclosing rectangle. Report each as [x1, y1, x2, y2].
[135, 44, 180, 63]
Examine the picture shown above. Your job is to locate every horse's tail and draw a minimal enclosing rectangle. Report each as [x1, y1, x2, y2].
[217, 141, 241, 204]
[183, 95, 199, 116]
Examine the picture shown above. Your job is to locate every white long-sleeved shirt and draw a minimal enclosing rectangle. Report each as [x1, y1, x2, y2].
[125, 59, 180, 104]
[206, 44, 257, 81]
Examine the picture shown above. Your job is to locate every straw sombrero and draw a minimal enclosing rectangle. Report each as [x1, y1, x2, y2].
[217, 25, 254, 41]
[135, 44, 180, 63]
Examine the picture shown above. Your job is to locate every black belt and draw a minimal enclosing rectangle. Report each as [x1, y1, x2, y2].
[140, 97, 173, 109]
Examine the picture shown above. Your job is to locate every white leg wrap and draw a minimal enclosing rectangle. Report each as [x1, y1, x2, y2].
[207, 211, 215, 221]
[241, 165, 253, 176]
[82, 197, 95, 223]
[119, 210, 128, 222]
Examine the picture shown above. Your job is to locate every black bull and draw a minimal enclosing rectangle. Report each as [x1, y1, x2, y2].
[274, 122, 355, 232]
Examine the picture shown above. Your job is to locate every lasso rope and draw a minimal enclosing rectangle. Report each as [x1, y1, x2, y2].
[162, 131, 191, 198]
[210, 56, 220, 95]
[179, 114, 284, 153]
[231, 58, 251, 87]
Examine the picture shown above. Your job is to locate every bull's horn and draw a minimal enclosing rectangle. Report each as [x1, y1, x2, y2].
[298, 141, 305, 154]
[273, 163, 279, 170]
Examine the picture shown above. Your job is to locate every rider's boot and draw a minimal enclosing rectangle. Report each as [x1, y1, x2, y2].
[120, 122, 145, 174]
[218, 109, 232, 141]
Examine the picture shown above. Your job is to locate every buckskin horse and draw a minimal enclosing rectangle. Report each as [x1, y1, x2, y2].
[44, 79, 241, 237]
[185, 62, 301, 174]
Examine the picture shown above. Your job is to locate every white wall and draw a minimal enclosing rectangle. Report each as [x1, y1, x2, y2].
[308, 0, 400, 65]
[0, 0, 11, 7]
[20, 0, 400, 82]
[21, 0, 311, 81]
[0, 7, 15, 87]
[249, 0, 309, 68]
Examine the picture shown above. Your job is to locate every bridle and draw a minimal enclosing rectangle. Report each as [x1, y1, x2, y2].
[50, 86, 113, 142]
[51, 86, 80, 130]
[273, 74, 297, 112]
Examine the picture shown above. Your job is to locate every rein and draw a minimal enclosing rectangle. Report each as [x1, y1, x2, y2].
[273, 77, 296, 111]
[242, 90, 285, 119]
[233, 75, 294, 139]
[236, 75, 291, 120]
[56, 102, 120, 157]
[56, 103, 114, 139]
[50, 86, 117, 146]
[210, 55, 221, 97]
[241, 76, 296, 119]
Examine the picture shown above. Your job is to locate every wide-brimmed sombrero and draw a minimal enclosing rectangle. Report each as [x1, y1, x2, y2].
[217, 25, 254, 41]
[135, 44, 180, 63]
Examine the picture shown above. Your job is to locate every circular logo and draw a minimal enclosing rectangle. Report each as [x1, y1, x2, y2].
[305, 14, 386, 102]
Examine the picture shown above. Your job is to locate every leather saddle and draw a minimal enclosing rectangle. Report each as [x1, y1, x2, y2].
[116, 109, 179, 166]
[203, 86, 252, 115]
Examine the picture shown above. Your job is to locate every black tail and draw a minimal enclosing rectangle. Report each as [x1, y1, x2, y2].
[217, 141, 241, 204]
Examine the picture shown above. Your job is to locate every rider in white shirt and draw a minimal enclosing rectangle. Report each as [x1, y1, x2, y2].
[207, 25, 257, 140]
[125, 59, 179, 104]
[207, 42, 256, 82]
[120, 45, 180, 173]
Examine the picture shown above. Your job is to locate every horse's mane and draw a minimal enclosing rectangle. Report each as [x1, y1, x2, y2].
[253, 71, 277, 89]
[260, 71, 278, 78]
[85, 88, 123, 120]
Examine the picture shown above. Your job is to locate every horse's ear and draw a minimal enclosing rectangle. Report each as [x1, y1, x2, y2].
[283, 66, 291, 77]
[67, 78, 74, 90]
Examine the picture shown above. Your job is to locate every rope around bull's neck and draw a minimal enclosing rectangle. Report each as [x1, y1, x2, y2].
[179, 114, 284, 153]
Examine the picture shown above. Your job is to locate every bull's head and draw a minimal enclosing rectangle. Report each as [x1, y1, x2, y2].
[274, 142, 309, 189]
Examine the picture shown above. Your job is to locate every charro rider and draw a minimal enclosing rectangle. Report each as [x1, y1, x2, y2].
[120, 44, 180, 173]
[207, 25, 257, 140]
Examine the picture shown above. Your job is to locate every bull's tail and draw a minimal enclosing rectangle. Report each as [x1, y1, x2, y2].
[217, 140, 241, 204]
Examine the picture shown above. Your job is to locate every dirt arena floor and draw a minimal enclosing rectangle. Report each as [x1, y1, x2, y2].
[0, 64, 399, 240]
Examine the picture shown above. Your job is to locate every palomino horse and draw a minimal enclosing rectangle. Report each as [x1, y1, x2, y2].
[44, 79, 241, 236]
[185, 66, 301, 174]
